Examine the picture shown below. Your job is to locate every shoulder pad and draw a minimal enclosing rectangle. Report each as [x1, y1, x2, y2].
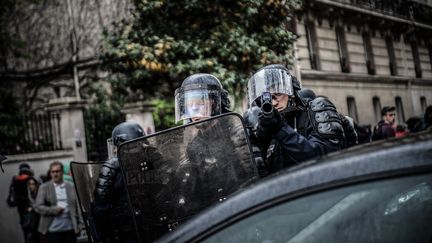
[94, 157, 119, 201]
[103, 157, 120, 171]
[308, 97, 344, 140]
[309, 97, 337, 112]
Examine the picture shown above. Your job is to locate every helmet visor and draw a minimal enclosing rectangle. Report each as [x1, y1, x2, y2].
[175, 89, 221, 123]
[248, 68, 294, 106]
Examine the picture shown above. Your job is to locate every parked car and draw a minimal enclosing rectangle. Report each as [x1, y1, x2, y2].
[158, 131, 432, 243]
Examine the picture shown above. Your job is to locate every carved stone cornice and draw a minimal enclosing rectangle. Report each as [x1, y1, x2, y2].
[300, 70, 432, 86]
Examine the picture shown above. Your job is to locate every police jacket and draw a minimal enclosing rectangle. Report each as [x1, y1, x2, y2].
[264, 97, 345, 174]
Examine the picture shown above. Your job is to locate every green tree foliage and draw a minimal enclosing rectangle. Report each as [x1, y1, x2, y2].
[152, 99, 176, 130]
[100, 0, 301, 109]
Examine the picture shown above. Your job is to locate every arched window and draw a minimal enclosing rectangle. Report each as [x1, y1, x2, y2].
[305, 21, 320, 70]
[336, 26, 350, 73]
[347, 96, 358, 123]
[395, 97, 405, 124]
[420, 96, 427, 113]
[362, 32, 375, 75]
[385, 36, 397, 76]
[373, 97, 382, 123]
[411, 41, 422, 78]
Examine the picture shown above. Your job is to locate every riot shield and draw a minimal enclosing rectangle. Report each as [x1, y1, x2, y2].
[70, 162, 103, 243]
[118, 113, 259, 242]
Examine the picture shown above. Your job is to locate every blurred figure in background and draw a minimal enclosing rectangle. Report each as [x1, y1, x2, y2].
[395, 125, 409, 138]
[421, 105, 432, 131]
[35, 161, 82, 243]
[372, 106, 396, 141]
[23, 177, 41, 243]
[405, 105, 432, 134]
[6, 163, 34, 241]
[354, 124, 372, 144]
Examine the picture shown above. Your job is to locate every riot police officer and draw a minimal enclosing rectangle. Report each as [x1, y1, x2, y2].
[244, 64, 345, 174]
[92, 121, 145, 243]
[173, 73, 257, 218]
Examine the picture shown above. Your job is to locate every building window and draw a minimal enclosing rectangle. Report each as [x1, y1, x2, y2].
[347, 96, 359, 123]
[421, 96, 427, 113]
[336, 26, 350, 73]
[362, 32, 375, 75]
[305, 21, 320, 70]
[385, 36, 397, 76]
[373, 97, 382, 123]
[395, 97, 405, 124]
[411, 41, 422, 78]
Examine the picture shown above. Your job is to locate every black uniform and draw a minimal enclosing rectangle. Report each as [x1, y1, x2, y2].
[245, 65, 345, 175]
[92, 121, 145, 243]
[262, 98, 345, 173]
[93, 157, 137, 242]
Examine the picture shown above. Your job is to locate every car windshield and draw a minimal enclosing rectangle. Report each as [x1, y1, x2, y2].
[203, 173, 432, 243]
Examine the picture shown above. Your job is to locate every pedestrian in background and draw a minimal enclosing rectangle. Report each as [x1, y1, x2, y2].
[6, 163, 34, 241]
[421, 105, 432, 131]
[372, 106, 396, 141]
[35, 161, 81, 243]
[22, 177, 41, 243]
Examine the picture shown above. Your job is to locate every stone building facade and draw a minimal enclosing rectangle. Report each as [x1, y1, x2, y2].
[294, 0, 432, 126]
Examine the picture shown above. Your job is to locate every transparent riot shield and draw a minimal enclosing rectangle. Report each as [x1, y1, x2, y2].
[118, 113, 259, 242]
[70, 162, 103, 243]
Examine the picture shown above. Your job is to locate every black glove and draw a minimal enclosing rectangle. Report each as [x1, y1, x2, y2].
[256, 109, 284, 140]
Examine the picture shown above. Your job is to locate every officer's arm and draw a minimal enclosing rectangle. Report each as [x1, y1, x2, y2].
[94, 158, 118, 202]
[274, 97, 344, 163]
[274, 125, 340, 162]
[91, 159, 119, 240]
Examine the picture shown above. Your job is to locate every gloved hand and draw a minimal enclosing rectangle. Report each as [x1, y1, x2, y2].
[256, 109, 284, 140]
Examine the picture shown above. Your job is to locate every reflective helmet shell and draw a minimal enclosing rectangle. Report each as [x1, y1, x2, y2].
[248, 64, 300, 107]
[175, 73, 223, 123]
[112, 121, 145, 146]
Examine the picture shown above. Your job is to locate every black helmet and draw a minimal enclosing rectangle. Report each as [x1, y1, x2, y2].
[248, 64, 301, 107]
[174, 73, 223, 123]
[112, 121, 145, 146]
[298, 88, 316, 103]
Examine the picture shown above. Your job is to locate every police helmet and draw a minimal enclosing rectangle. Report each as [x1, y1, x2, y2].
[174, 73, 223, 123]
[112, 121, 145, 147]
[298, 88, 316, 104]
[248, 64, 301, 107]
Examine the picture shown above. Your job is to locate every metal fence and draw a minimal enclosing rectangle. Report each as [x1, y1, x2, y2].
[84, 110, 125, 162]
[0, 113, 62, 155]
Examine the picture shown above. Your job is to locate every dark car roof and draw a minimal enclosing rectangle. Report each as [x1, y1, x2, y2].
[158, 131, 432, 243]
